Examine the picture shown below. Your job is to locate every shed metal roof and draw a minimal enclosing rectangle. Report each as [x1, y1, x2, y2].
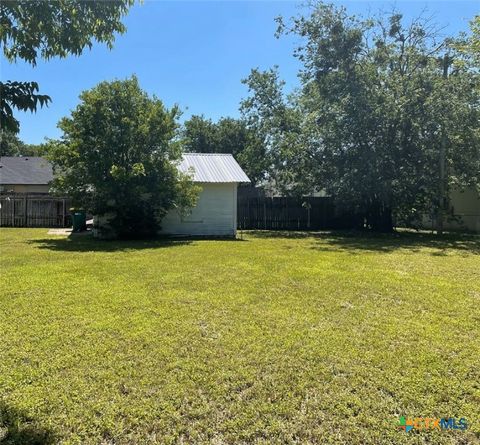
[0, 157, 54, 185]
[179, 153, 250, 183]
[0, 154, 250, 186]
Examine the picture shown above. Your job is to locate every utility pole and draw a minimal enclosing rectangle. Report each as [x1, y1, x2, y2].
[437, 54, 449, 235]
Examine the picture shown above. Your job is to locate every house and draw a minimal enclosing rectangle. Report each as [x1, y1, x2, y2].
[447, 187, 480, 233]
[421, 187, 480, 233]
[0, 156, 53, 194]
[159, 153, 250, 237]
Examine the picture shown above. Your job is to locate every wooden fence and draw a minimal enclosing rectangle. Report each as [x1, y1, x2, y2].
[0, 195, 71, 228]
[237, 196, 362, 230]
[0, 193, 362, 231]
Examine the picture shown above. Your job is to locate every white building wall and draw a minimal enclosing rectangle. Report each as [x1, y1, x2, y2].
[159, 182, 238, 236]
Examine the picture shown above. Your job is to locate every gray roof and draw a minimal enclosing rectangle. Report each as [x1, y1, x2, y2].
[179, 153, 250, 183]
[0, 157, 54, 185]
[0, 154, 250, 186]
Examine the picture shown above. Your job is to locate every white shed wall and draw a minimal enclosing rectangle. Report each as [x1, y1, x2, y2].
[160, 183, 238, 236]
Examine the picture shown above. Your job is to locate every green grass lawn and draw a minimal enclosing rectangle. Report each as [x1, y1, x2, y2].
[0, 229, 479, 445]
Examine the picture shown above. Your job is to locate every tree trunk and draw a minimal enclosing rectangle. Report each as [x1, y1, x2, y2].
[366, 201, 394, 232]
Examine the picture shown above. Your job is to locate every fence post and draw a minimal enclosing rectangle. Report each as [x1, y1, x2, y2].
[286, 198, 288, 230]
[62, 198, 66, 227]
[24, 195, 28, 227]
[264, 199, 267, 229]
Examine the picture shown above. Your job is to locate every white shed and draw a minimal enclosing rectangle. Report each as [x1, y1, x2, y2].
[159, 153, 250, 237]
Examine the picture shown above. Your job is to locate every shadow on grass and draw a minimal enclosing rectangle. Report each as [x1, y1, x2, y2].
[246, 230, 480, 255]
[0, 402, 56, 445]
[28, 230, 479, 255]
[29, 234, 246, 252]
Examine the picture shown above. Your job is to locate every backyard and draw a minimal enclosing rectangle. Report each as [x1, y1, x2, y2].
[0, 228, 479, 444]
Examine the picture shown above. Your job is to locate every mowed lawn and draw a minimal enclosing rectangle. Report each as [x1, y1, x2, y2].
[0, 229, 479, 445]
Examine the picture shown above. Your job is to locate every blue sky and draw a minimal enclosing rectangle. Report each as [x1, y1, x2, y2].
[1, 1, 478, 144]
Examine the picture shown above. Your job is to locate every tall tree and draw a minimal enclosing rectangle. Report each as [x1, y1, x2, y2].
[0, 130, 51, 156]
[240, 67, 303, 193]
[216, 117, 268, 186]
[183, 115, 218, 154]
[259, 3, 480, 231]
[183, 115, 267, 184]
[456, 15, 480, 69]
[0, 130, 27, 156]
[50, 77, 200, 239]
[0, 0, 133, 133]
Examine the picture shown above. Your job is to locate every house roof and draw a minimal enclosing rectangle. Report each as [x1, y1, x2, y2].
[0, 154, 250, 186]
[179, 153, 250, 183]
[0, 157, 54, 185]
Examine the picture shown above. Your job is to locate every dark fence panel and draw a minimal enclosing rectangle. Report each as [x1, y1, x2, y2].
[0, 194, 71, 228]
[237, 195, 362, 230]
[237, 196, 330, 230]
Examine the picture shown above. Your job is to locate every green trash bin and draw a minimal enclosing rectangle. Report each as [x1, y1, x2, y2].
[71, 209, 87, 232]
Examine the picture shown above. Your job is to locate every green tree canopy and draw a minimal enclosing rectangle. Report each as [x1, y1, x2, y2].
[0, 129, 50, 157]
[240, 67, 303, 193]
[183, 115, 267, 184]
[183, 115, 217, 154]
[0, 130, 27, 156]
[244, 3, 479, 231]
[50, 76, 200, 239]
[0, 0, 133, 133]
[456, 15, 480, 68]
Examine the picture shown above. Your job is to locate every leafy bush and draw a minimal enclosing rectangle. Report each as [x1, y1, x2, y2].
[50, 76, 200, 239]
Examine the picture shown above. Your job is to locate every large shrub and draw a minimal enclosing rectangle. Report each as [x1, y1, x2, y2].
[50, 76, 199, 239]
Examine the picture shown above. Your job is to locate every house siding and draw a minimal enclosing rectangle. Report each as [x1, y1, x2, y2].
[420, 186, 480, 233]
[0, 184, 51, 194]
[446, 187, 480, 233]
[159, 183, 238, 237]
